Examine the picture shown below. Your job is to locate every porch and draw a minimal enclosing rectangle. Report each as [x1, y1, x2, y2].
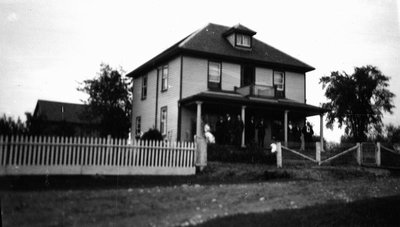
[179, 91, 327, 148]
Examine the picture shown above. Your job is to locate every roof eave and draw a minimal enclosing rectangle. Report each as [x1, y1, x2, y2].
[126, 47, 181, 78]
[127, 48, 314, 78]
[181, 49, 315, 73]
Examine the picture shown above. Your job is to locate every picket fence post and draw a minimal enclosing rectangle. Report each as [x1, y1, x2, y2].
[195, 137, 207, 171]
[276, 142, 282, 168]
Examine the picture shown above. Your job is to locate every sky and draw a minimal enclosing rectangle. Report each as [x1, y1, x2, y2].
[1, 0, 400, 142]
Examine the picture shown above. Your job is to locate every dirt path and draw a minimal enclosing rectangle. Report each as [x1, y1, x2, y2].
[2, 176, 400, 226]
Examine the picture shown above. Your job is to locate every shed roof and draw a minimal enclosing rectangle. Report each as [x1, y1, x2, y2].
[33, 100, 98, 124]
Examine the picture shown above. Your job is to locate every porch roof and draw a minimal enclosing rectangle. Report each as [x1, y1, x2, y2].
[180, 91, 328, 117]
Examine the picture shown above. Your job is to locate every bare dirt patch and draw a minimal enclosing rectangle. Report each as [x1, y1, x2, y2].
[1, 162, 399, 226]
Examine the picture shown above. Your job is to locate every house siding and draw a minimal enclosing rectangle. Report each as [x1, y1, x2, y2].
[181, 56, 208, 98]
[285, 71, 305, 103]
[227, 34, 235, 47]
[180, 106, 196, 141]
[158, 56, 181, 141]
[132, 69, 157, 135]
[255, 67, 273, 86]
[221, 62, 241, 91]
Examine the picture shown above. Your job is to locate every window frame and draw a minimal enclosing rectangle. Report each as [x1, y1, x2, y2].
[135, 116, 141, 136]
[141, 75, 147, 100]
[207, 61, 222, 90]
[235, 33, 252, 48]
[160, 106, 168, 136]
[273, 71, 285, 91]
[161, 65, 169, 92]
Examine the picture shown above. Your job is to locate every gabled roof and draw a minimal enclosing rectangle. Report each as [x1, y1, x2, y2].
[33, 100, 97, 124]
[127, 23, 315, 78]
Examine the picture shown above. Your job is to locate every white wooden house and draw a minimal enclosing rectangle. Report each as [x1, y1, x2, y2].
[127, 23, 326, 147]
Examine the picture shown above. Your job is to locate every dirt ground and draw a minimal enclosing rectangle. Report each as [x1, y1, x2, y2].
[1, 162, 400, 226]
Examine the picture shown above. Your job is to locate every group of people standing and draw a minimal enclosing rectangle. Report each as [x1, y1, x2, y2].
[203, 113, 315, 150]
[209, 114, 268, 147]
[288, 121, 314, 151]
[214, 114, 244, 146]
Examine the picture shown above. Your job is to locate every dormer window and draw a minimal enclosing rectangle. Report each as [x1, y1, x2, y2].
[223, 24, 256, 50]
[236, 34, 251, 48]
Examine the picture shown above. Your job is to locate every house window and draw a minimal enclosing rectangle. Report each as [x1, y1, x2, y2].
[141, 75, 147, 100]
[160, 106, 167, 136]
[241, 64, 255, 87]
[208, 61, 221, 90]
[161, 65, 168, 92]
[135, 116, 141, 136]
[274, 71, 285, 91]
[236, 34, 251, 48]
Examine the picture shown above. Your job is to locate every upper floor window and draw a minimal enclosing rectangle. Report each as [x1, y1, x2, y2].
[208, 61, 221, 90]
[161, 65, 168, 92]
[141, 75, 147, 100]
[273, 71, 285, 91]
[160, 106, 168, 136]
[236, 34, 251, 48]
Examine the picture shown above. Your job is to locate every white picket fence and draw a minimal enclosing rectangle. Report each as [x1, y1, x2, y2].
[0, 135, 197, 176]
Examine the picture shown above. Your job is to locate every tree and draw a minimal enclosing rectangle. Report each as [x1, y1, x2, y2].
[0, 114, 28, 135]
[78, 63, 132, 138]
[320, 65, 395, 142]
[374, 124, 400, 144]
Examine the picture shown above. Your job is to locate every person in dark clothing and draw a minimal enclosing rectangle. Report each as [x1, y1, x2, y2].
[233, 115, 244, 146]
[246, 116, 256, 145]
[306, 122, 314, 143]
[215, 116, 226, 144]
[292, 123, 300, 144]
[257, 119, 266, 148]
[302, 121, 314, 149]
[225, 114, 234, 145]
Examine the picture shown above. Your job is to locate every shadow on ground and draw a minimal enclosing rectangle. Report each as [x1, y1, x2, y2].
[0, 170, 290, 191]
[1, 162, 398, 191]
[0, 162, 293, 191]
[196, 195, 400, 227]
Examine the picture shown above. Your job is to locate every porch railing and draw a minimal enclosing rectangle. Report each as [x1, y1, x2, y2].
[235, 85, 280, 98]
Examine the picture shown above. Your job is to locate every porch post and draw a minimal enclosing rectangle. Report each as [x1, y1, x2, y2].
[196, 101, 203, 138]
[320, 113, 324, 152]
[241, 105, 246, 148]
[284, 110, 289, 146]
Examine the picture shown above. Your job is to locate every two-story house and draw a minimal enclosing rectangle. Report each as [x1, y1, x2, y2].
[127, 23, 326, 147]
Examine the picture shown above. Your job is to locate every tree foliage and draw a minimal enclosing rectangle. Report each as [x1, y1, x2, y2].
[0, 114, 28, 135]
[320, 65, 395, 141]
[78, 63, 132, 138]
[372, 124, 400, 144]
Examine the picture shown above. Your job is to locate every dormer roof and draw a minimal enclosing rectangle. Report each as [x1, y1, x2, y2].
[222, 23, 257, 37]
[127, 23, 315, 78]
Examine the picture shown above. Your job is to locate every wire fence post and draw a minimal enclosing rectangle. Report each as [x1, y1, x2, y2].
[376, 142, 381, 167]
[316, 142, 321, 165]
[276, 142, 282, 168]
[356, 143, 362, 166]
